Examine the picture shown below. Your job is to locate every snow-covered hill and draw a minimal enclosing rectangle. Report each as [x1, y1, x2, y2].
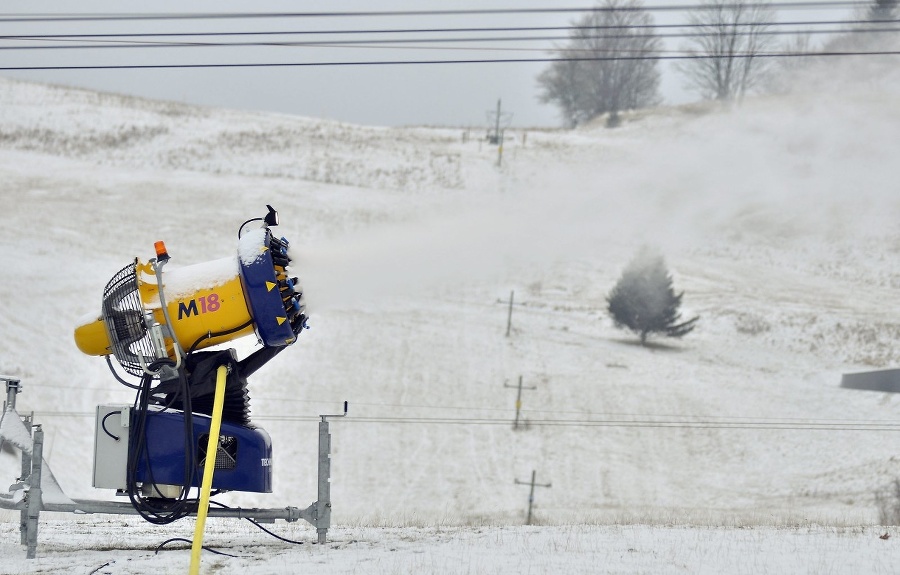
[1, 74, 900, 570]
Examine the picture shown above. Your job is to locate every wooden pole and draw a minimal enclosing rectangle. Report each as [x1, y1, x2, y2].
[504, 375, 536, 430]
[515, 470, 551, 525]
[505, 290, 514, 337]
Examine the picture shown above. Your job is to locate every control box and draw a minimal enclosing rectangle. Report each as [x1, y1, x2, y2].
[92, 405, 131, 489]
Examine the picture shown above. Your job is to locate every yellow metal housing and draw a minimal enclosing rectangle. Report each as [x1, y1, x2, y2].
[75, 257, 257, 359]
[74, 315, 113, 356]
[136, 259, 256, 356]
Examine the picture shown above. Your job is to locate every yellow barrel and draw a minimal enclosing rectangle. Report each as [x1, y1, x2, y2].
[74, 313, 113, 356]
[137, 258, 256, 354]
[74, 256, 257, 359]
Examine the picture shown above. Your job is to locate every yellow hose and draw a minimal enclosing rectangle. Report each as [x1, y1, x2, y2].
[189, 364, 228, 575]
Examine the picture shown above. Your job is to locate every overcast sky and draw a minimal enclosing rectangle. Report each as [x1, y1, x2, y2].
[1, 0, 854, 127]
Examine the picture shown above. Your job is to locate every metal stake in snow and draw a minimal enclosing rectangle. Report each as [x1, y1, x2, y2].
[515, 470, 551, 526]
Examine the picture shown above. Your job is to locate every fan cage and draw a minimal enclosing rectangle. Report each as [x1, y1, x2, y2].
[101, 261, 155, 376]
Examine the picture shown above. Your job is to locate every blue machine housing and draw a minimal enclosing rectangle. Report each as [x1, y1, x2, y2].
[134, 410, 272, 493]
[238, 228, 297, 348]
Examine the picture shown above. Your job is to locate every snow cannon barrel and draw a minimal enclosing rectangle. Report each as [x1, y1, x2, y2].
[74, 217, 306, 376]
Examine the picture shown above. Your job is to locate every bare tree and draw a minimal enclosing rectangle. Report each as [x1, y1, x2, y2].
[765, 32, 816, 94]
[812, 0, 900, 87]
[767, 0, 899, 94]
[676, 0, 775, 102]
[825, 0, 899, 51]
[537, 0, 661, 128]
[867, 0, 899, 22]
[537, 57, 590, 128]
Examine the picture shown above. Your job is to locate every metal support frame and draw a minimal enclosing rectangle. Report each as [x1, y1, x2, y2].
[1, 378, 348, 558]
[19, 412, 32, 546]
[2, 376, 31, 551]
[25, 425, 43, 558]
[316, 401, 348, 544]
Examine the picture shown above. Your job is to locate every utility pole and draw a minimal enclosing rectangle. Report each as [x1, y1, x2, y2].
[505, 289, 514, 337]
[494, 99, 501, 145]
[495, 99, 504, 167]
[515, 470, 551, 525]
[486, 98, 512, 167]
[504, 375, 536, 430]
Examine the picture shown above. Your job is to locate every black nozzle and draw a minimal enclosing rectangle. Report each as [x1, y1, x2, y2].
[264, 205, 279, 227]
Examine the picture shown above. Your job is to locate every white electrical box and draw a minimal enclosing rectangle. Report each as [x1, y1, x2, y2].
[92, 405, 131, 490]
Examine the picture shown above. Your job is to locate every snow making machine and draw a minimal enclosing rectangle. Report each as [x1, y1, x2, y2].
[1, 205, 346, 560]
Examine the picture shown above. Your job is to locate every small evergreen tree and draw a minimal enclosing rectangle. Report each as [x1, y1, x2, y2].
[606, 248, 699, 345]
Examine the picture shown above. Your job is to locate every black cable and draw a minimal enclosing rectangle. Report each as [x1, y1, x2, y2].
[0, 3, 874, 23]
[208, 501, 307, 546]
[188, 319, 254, 355]
[29, 402, 900, 431]
[126, 357, 200, 525]
[101, 410, 121, 441]
[3, 18, 897, 42]
[1, 49, 897, 72]
[331, 417, 900, 431]
[5, 26, 899, 52]
[250, 413, 900, 432]
[244, 518, 307, 545]
[24, 408, 900, 431]
[237, 217, 262, 239]
[154, 537, 244, 557]
[30, 408, 900, 429]
[87, 562, 113, 575]
[126, 368, 155, 520]
[105, 355, 141, 390]
[179, 359, 197, 516]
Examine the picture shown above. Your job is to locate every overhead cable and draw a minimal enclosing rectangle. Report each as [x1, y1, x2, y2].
[2, 26, 899, 52]
[3, 18, 898, 42]
[30, 409, 900, 432]
[0, 3, 875, 23]
[1, 49, 898, 72]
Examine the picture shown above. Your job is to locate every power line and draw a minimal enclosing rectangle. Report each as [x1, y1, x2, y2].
[1, 49, 897, 72]
[27, 379, 900, 426]
[264, 416, 900, 431]
[3, 18, 897, 42]
[247, 394, 900, 424]
[28, 410, 900, 431]
[0, 3, 874, 23]
[3, 27, 898, 52]
[22, 387, 900, 424]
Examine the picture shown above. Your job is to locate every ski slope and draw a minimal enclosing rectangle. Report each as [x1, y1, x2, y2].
[1, 73, 900, 571]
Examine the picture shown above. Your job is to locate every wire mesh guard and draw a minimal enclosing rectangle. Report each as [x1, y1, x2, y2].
[198, 434, 238, 470]
[102, 261, 155, 376]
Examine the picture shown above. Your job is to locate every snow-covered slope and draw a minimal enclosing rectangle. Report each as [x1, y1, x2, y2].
[1, 74, 900, 537]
